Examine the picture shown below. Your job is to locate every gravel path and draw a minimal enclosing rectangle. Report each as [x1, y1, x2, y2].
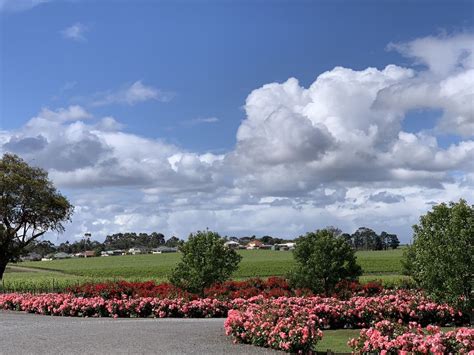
[0, 311, 278, 355]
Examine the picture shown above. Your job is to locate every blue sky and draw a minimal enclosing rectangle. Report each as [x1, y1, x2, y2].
[1, 0, 473, 242]
[3, 0, 471, 150]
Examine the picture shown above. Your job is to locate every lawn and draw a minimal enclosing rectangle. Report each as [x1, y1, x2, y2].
[314, 327, 456, 353]
[2, 248, 407, 291]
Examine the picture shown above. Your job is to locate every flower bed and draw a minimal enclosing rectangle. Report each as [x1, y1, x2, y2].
[348, 320, 474, 354]
[1, 290, 465, 326]
[224, 292, 468, 352]
[0, 293, 230, 318]
[226, 291, 466, 330]
[1, 290, 469, 353]
[225, 304, 324, 353]
[66, 277, 306, 300]
[67, 280, 195, 300]
[66, 278, 385, 301]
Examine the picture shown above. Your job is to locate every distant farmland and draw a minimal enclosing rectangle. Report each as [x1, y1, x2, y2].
[3, 248, 408, 292]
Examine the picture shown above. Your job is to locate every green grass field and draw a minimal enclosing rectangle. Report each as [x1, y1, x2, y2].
[2, 248, 408, 292]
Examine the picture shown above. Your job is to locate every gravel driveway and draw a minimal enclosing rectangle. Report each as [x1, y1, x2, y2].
[0, 311, 278, 354]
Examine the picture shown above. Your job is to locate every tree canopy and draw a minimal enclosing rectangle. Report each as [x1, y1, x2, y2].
[0, 153, 73, 279]
[169, 230, 242, 295]
[403, 199, 473, 311]
[289, 229, 362, 294]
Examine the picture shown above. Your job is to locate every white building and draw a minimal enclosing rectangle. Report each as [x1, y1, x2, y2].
[224, 241, 241, 250]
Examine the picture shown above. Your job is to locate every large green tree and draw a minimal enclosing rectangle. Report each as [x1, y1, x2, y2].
[289, 229, 362, 294]
[0, 153, 73, 279]
[403, 199, 473, 311]
[169, 230, 242, 295]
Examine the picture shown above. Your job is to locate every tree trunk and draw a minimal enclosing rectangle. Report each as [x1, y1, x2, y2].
[0, 260, 7, 281]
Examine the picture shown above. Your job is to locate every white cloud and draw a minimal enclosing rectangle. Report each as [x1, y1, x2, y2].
[183, 117, 219, 126]
[91, 81, 174, 106]
[388, 33, 473, 76]
[2, 33, 473, 243]
[61, 23, 88, 42]
[37, 105, 92, 122]
[0, 0, 49, 12]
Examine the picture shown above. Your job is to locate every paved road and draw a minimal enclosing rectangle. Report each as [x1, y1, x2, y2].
[0, 311, 278, 355]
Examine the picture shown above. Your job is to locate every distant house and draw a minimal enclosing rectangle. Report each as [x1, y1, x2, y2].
[76, 250, 96, 258]
[258, 244, 272, 250]
[224, 241, 241, 250]
[152, 246, 178, 254]
[101, 250, 124, 257]
[53, 252, 71, 259]
[246, 240, 264, 250]
[21, 252, 42, 261]
[274, 242, 296, 251]
[128, 247, 146, 255]
[42, 253, 55, 261]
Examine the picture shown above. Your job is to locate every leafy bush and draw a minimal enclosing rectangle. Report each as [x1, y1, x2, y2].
[348, 321, 474, 354]
[289, 229, 362, 294]
[169, 230, 242, 295]
[403, 199, 474, 311]
[225, 304, 324, 353]
[67, 280, 194, 300]
[67, 277, 313, 300]
[332, 280, 383, 299]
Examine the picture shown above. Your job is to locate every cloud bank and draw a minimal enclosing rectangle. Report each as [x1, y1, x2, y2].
[1, 33, 473, 242]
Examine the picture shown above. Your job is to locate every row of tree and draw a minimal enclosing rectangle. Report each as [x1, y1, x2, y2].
[25, 227, 398, 258]
[339, 228, 400, 250]
[224, 228, 400, 251]
[25, 233, 184, 257]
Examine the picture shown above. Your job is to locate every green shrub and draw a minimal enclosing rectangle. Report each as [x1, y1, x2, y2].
[288, 229, 362, 294]
[169, 230, 242, 295]
[404, 199, 473, 311]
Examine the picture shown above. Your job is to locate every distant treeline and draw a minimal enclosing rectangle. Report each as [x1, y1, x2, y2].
[24, 233, 184, 257]
[24, 226, 399, 257]
[338, 227, 400, 250]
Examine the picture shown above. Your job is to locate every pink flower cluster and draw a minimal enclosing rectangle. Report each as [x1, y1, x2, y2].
[0, 293, 229, 318]
[225, 304, 324, 353]
[224, 292, 467, 353]
[0, 290, 464, 326]
[227, 291, 464, 330]
[348, 320, 474, 354]
[1, 290, 470, 353]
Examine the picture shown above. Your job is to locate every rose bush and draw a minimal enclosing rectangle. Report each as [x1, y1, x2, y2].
[1, 290, 470, 353]
[1, 290, 466, 326]
[348, 320, 474, 354]
[226, 291, 466, 330]
[225, 306, 323, 353]
[66, 278, 385, 301]
[0, 292, 229, 318]
[67, 277, 308, 300]
[67, 280, 194, 300]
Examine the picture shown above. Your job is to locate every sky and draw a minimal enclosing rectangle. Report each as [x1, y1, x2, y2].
[0, 0, 473, 243]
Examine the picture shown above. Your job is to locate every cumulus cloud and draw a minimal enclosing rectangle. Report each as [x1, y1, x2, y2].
[91, 81, 174, 106]
[1, 33, 473, 243]
[61, 23, 88, 42]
